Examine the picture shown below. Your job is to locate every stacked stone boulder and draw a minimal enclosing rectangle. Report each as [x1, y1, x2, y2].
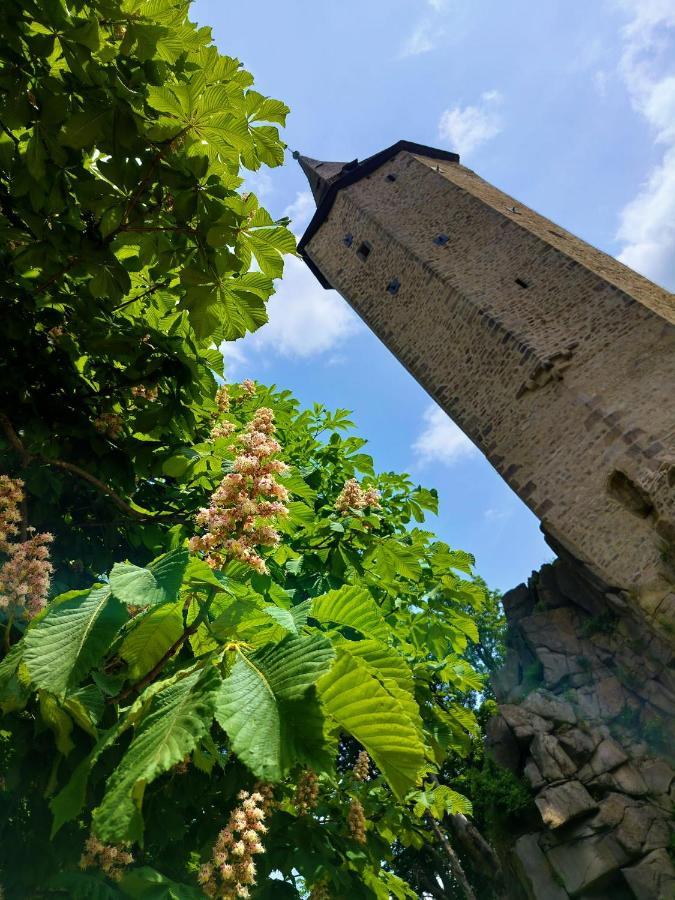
[489, 552, 675, 899]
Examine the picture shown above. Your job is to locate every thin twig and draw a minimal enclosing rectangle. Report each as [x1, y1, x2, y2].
[0, 412, 188, 524]
[425, 813, 477, 900]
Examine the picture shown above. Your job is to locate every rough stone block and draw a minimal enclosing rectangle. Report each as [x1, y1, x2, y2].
[523, 690, 577, 725]
[546, 833, 630, 895]
[486, 714, 520, 772]
[621, 849, 675, 900]
[513, 833, 569, 900]
[558, 727, 602, 764]
[535, 780, 598, 829]
[640, 759, 675, 797]
[531, 734, 578, 781]
[501, 703, 553, 744]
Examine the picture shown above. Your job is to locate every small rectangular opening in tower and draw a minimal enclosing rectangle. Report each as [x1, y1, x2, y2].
[386, 173, 397, 182]
[515, 278, 529, 289]
[387, 279, 400, 295]
[356, 241, 372, 262]
[343, 233, 353, 247]
[434, 234, 449, 246]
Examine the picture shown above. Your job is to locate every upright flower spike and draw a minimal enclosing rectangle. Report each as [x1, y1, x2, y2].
[0, 476, 53, 622]
[198, 790, 267, 899]
[335, 478, 381, 513]
[190, 407, 289, 574]
[295, 769, 319, 814]
[347, 797, 367, 844]
[79, 835, 133, 883]
[240, 379, 256, 397]
[352, 750, 371, 782]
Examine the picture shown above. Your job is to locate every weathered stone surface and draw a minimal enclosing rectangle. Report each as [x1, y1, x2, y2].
[501, 703, 552, 744]
[546, 833, 630, 895]
[615, 804, 662, 856]
[535, 780, 597, 829]
[521, 608, 582, 657]
[621, 849, 675, 900]
[595, 676, 628, 720]
[524, 758, 546, 791]
[581, 738, 629, 778]
[486, 714, 520, 772]
[523, 691, 576, 726]
[558, 727, 602, 764]
[640, 759, 675, 796]
[589, 792, 639, 831]
[530, 734, 577, 781]
[513, 833, 569, 900]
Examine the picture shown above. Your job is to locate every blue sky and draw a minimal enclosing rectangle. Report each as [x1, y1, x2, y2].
[193, 0, 675, 592]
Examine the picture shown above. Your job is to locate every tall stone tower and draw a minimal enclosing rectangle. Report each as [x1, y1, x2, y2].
[296, 141, 675, 635]
[297, 142, 675, 899]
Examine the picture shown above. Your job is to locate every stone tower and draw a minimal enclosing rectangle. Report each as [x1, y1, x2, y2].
[296, 141, 675, 635]
[297, 142, 675, 899]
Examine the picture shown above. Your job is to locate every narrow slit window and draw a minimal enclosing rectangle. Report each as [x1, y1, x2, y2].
[343, 233, 353, 247]
[357, 241, 372, 262]
[515, 278, 529, 289]
[386, 173, 397, 182]
[387, 279, 400, 295]
[434, 234, 449, 246]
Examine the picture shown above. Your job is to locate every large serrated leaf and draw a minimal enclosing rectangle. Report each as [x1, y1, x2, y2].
[120, 602, 184, 679]
[215, 634, 334, 781]
[109, 548, 189, 607]
[93, 667, 220, 843]
[317, 652, 425, 799]
[24, 586, 126, 695]
[312, 585, 390, 642]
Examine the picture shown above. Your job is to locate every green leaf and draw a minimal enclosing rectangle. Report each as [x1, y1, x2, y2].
[215, 634, 334, 781]
[120, 602, 184, 679]
[118, 866, 203, 899]
[24, 586, 126, 696]
[39, 691, 75, 756]
[317, 652, 426, 799]
[93, 667, 220, 843]
[312, 585, 390, 642]
[109, 549, 189, 607]
[60, 109, 112, 149]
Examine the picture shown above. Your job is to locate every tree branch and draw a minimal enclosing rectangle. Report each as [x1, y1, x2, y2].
[0, 412, 188, 524]
[424, 813, 477, 900]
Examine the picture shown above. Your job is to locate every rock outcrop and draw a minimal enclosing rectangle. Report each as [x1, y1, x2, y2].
[490, 550, 675, 899]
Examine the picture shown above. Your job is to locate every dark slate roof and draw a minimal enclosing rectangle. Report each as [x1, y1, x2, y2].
[296, 141, 460, 288]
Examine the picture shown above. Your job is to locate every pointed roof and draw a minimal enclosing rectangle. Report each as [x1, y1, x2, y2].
[295, 141, 460, 288]
[293, 153, 358, 205]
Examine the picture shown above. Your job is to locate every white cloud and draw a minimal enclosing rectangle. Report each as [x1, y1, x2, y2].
[400, 20, 439, 57]
[222, 254, 361, 376]
[614, 1, 675, 287]
[483, 507, 512, 523]
[283, 191, 315, 234]
[438, 90, 503, 157]
[412, 404, 478, 467]
[427, 0, 448, 10]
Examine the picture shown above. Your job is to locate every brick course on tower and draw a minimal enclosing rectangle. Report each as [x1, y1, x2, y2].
[296, 141, 675, 637]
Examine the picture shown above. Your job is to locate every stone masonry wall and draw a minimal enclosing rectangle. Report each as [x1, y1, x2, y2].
[489, 548, 675, 899]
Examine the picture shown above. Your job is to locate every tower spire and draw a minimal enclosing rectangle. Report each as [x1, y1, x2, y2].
[293, 151, 356, 205]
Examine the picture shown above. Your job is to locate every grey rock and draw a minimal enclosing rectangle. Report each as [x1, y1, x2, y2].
[524, 758, 546, 791]
[588, 738, 629, 776]
[640, 759, 675, 797]
[547, 833, 630, 895]
[595, 676, 628, 720]
[501, 703, 553, 744]
[512, 833, 569, 900]
[621, 849, 675, 900]
[523, 690, 576, 725]
[530, 734, 578, 781]
[535, 780, 598, 829]
[558, 727, 602, 764]
[486, 714, 520, 772]
[616, 805, 662, 856]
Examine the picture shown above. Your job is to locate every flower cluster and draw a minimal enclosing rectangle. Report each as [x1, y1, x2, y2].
[309, 881, 331, 900]
[190, 408, 289, 574]
[131, 384, 158, 402]
[0, 476, 53, 621]
[79, 835, 133, 882]
[295, 769, 319, 815]
[211, 421, 236, 441]
[352, 750, 371, 782]
[216, 385, 230, 414]
[0, 476, 22, 550]
[253, 781, 275, 816]
[48, 325, 65, 341]
[94, 412, 123, 439]
[347, 798, 367, 844]
[198, 790, 267, 899]
[240, 379, 256, 397]
[335, 478, 380, 514]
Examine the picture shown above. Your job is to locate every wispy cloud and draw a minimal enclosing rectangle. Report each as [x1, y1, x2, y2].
[412, 404, 477, 467]
[399, 0, 450, 58]
[438, 90, 503, 157]
[283, 190, 315, 234]
[614, 1, 675, 287]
